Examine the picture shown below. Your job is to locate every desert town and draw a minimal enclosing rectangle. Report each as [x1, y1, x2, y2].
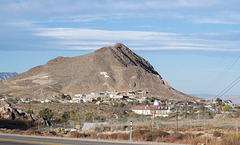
[1, 90, 237, 118]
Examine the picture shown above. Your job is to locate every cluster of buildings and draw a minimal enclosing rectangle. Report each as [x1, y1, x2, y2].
[1, 90, 237, 117]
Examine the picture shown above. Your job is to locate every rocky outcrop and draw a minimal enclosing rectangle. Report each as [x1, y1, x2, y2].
[0, 100, 50, 126]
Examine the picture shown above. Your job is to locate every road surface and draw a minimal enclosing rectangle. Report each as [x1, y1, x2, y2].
[0, 134, 184, 145]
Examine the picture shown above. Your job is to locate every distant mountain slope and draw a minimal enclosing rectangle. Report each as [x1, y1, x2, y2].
[0, 43, 196, 100]
[192, 94, 240, 105]
[0, 72, 18, 80]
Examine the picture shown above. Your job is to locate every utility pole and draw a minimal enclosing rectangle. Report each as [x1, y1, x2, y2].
[185, 97, 187, 118]
[152, 100, 159, 130]
[153, 105, 156, 130]
[152, 106, 157, 130]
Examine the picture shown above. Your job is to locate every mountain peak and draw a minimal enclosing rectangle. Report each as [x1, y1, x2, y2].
[95, 43, 159, 75]
[113, 43, 126, 48]
[0, 44, 194, 100]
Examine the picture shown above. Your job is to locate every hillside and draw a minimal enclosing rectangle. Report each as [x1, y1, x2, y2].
[0, 43, 194, 100]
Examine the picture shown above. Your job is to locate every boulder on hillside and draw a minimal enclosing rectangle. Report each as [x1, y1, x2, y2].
[0, 100, 50, 126]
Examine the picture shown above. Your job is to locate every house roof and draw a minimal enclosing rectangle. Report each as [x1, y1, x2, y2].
[131, 105, 168, 110]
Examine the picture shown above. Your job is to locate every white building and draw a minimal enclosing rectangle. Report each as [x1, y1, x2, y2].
[131, 105, 171, 117]
[41, 99, 51, 103]
[75, 94, 86, 98]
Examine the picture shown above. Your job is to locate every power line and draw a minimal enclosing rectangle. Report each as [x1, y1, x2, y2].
[212, 73, 240, 101]
[191, 33, 240, 95]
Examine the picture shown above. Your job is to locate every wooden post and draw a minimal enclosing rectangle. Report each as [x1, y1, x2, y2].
[152, 106, 156, 130]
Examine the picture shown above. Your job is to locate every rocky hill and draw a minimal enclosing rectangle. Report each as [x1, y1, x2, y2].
[0, 43, 194, 100]
[0, 100, 50, 129]
[0, 72, 18, 80]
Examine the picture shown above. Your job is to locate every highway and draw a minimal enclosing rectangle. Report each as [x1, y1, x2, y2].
[0, 134, 181, 145]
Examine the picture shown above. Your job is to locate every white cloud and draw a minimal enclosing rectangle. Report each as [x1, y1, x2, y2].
[193, 12, 240, 24]
[32, 28, 240, 51]
[1, 0, 240, 25]
[1, 0, 240, 51]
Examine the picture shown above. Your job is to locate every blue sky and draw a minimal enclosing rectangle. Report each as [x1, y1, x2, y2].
[1, 0, 240, 97]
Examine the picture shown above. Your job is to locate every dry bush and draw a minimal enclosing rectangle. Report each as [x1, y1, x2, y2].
[141, 132, 153, 141]
[153, 129, 169, 138]
[155, 136, 167, 142]
[34, 131, 42, 136]
[132, 129, 150, 141]
[24, 128, 36, 135]
[103, 126, 111, 132]
[213, 131, 222, 137]
[97, 133, 109, 139]
[221, 133, 240, 145]
[132, 129, 169, 142]
[43, 131, 57, 137]
[196, 133, 204, 137]
[10, 129, 20, 134]
[19, 131, 25, 135]
[109, 133, 118, 140]
[67, 131, 83, 138]
[142, 130, 169, 141]
[178, 136, 208, 145]
[117, 133, 129, 140]
[97, 133, 118, 140]
[169, 132, 183, 143]
[0, 129, 8, 134]
[220, 138, 240, 145]
[88, 133, 98, 139]
[176, 132, 240, 145]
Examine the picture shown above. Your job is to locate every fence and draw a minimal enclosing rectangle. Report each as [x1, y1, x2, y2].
[48, 113, 240, 134]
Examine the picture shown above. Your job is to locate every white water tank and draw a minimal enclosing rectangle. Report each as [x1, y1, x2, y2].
[153, 100, 159, 106]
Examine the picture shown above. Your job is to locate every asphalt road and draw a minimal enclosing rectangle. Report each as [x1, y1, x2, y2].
[0, 134, 183, 145]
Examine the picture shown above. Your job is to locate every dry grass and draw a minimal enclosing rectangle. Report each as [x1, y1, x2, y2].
[43, 131, 57, 137]
[24, 128, 36, 135]
[66, 131, 87, 138]
[10, 129, 20, 134]
[117, 133, 129, 140]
